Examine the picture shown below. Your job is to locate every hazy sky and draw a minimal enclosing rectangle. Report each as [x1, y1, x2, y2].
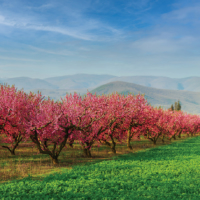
[0, 0, 200, 79]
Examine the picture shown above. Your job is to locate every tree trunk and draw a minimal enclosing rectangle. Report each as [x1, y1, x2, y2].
[2, 134, 22, 155]
[99, 140, 116, 154]
[86, 149, 91, 157]
[82, 148, 87, 157]
[82, 147, 92, 157]
[82, 141, 92, 158]
[162, 136, 165, 143]
[68, 143, 74, 148]
[30, 128, 71, 166]
[127, 129, 133, 150]
[148, 137, 157, 145]
[172, 135, 176, 140]
[127, 143, 133, 150]
[10, 149, 15, 155]
[50, 156, 59, 165]
[149, 136, 158, 145]
[2, 146, 16, 155]
[111, 145, 116, 154]
[110, 135, 116, 154]
[68, 139, 74, 148]
[99, 137, 116, 154]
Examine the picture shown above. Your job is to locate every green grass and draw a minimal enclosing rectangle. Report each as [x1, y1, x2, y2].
[1, 136, 200, 199]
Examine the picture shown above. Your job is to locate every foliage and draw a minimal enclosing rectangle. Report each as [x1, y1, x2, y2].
[170, 100, 181, 111]
[0, 84, 200, 165]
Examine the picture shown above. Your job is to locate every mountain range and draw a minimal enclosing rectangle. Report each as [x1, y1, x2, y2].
[1, 73, 200, 114]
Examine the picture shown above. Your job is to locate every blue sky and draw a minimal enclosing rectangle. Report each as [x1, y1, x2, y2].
[0, 0, 200, 79]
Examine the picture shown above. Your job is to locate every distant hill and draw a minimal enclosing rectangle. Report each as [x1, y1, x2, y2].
[1, 74, 200, 114]
[87, 81, 200, 115]
[43, 73, 116, 90]
[0, 77, 58, 90]
[2, 74, 200, 93]
[95, 76, 200, 92]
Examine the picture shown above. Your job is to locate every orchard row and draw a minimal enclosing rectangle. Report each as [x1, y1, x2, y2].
[0, 84, 200, 165]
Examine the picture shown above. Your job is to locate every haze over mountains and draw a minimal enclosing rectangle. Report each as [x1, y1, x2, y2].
[1, 73, 200, 115]
[89, 81, 200, 115]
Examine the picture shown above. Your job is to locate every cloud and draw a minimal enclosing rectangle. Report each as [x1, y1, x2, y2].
[0, 14, 95, 40]
[0, 0, 125, 42]
[0, 14, 123, 41]
[162, 5, 200, 24]
[129, 32, 200, 58]
[131, 37, 179, 54]
[0, 56, 42, 62]
[0, 14, 15, 26]
[28, 25, 96, 41]
[28, 46, 75, 56]
[26, 3, 55, 11]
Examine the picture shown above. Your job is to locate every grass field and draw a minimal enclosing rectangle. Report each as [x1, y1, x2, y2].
[0, 134, 199, 199]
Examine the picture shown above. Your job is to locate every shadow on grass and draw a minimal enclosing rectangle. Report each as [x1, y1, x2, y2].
[0, 134, 197, 184]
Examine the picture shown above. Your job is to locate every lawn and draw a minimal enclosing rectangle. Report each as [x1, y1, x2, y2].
[1, 135, 200, 199]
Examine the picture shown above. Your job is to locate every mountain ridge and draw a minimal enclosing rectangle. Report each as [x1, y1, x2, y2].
[1, 74, 200, 114]
[88, 81, 200, 115]
[2, 74, 200, 92]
